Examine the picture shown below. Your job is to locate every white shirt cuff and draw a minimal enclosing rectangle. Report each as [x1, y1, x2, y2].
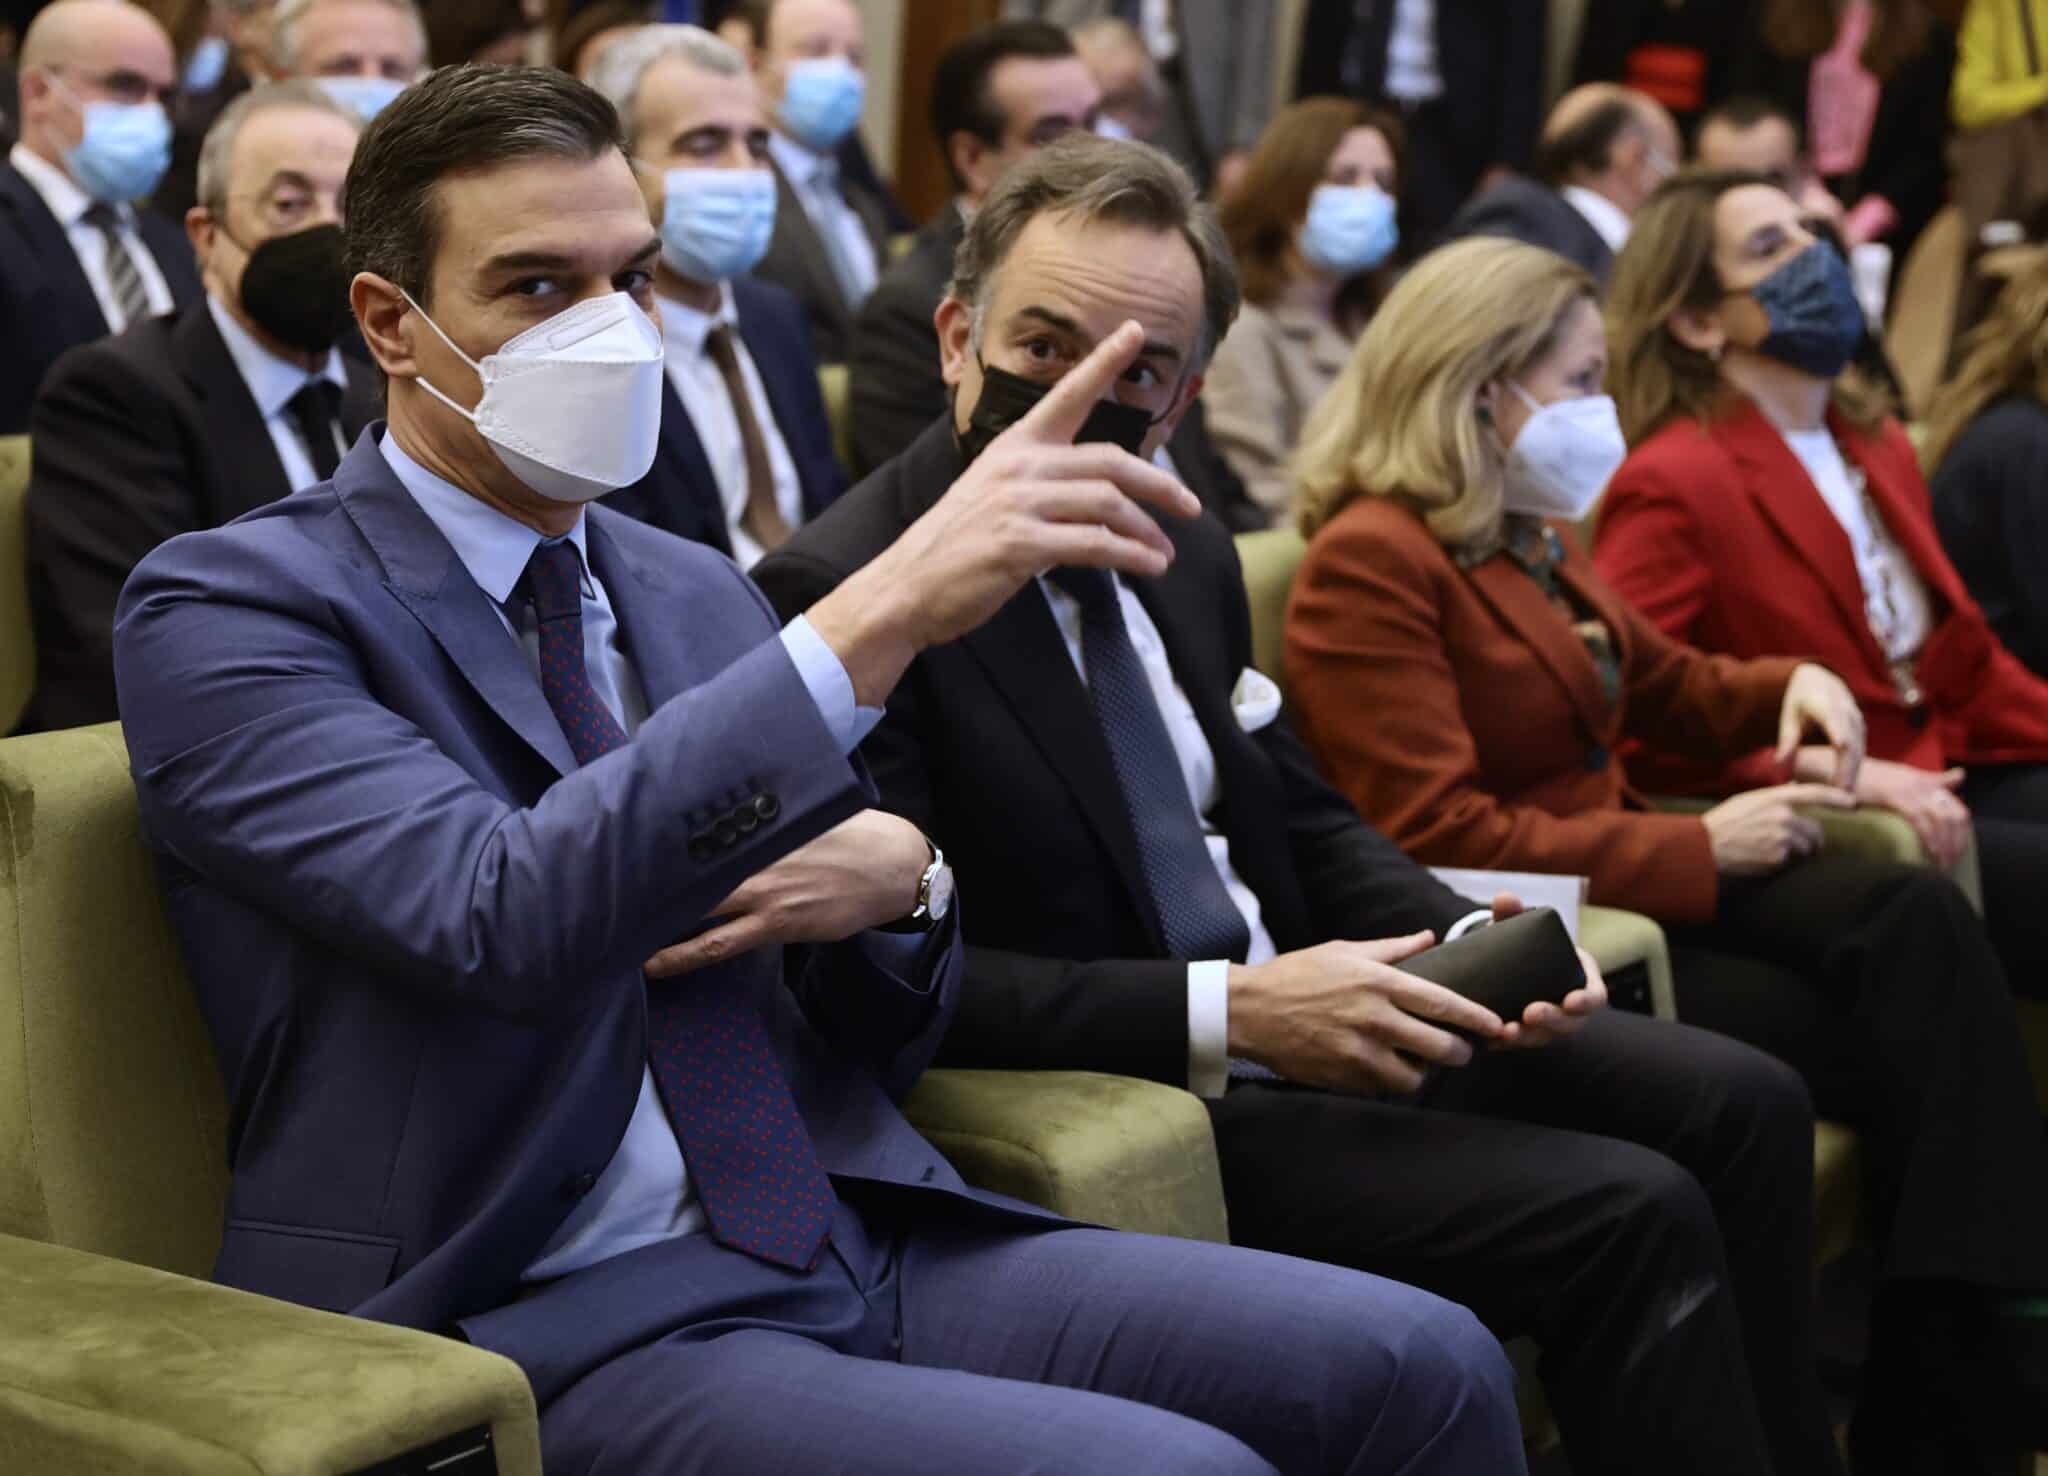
[1187, 960, 1231, 1099]
[1444, 909, 1493, 942]
[780, 614, 884, 755]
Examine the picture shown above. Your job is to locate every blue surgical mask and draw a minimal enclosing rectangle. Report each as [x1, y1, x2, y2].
[58, 83, 172, 204]
[1297, 183, 1399, 276]
[777, 56, 865, 152]
[1747, 241, 1866, 380]
[318, 74, 408, 120]
[183, 35, 231, 93]
[657, 166, 777, 283]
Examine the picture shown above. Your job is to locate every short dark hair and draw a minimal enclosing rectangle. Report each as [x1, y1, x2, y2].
[342, 63, 624, 303]
[951, 133, 1239, 368]
[1533, 98, 1637, 187]
[1696, 93, 1800, 144]
[929, 21, 1076, 189]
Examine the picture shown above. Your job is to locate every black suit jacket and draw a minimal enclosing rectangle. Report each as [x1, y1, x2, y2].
[1438, 177, 1617, 286]
[1296, 0, 1545, 178]
[752, 421, 1473, 1086]
[23, 297, 379, 731]
[752, 154, 893, 365]
[0, 160, 203, 434]
[601, 277, 846, 557]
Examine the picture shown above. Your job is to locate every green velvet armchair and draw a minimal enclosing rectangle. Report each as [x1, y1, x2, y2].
[0, 725, 1226, 1474]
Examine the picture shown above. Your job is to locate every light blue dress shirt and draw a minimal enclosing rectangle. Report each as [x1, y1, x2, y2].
[378, 432, 899, 1279]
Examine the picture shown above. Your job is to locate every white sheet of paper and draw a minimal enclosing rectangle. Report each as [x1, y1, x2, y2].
[1428, 868, 1588, 943]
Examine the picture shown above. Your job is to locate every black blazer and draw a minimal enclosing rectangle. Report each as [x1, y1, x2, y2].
[1438, 176, 1617, 286]
[846, 201, 964, 478]
[1296, 0, 1545, 177]
[0, 160, 203, 434]
[1930, 395, 2048, 682]
[752, 154, 894, 365]
[752, 421, 1473, 1086]
[23, 297, 379, 731]
[601, 277, 846, 558]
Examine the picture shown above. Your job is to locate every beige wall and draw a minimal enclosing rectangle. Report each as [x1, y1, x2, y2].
[853, 0, 907, 179]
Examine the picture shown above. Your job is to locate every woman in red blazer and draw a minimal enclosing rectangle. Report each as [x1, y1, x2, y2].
[1286, 235, 2048, 1470]
[1596, 171, 2048, 1014]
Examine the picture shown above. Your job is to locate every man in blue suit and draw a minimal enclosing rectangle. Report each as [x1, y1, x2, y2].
[592, 24, 845, 566]
[112, 62, 1523, 1476]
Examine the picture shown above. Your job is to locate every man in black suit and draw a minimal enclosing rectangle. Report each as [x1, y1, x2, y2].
[743, 0, 891, 362]
[1439, 83, 1681, 289]
[1296, 0, 1545, 249]
[756, 133, 1849, 1476]
[24, 80, 374, 731]
[1, 0, 201, 434]
[590, 24, 843, 565]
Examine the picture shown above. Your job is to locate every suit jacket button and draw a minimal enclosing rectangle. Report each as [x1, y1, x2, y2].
[753, 794, 780, 822]
[714, 818, 739, 847]
[735, 806, 760, 833]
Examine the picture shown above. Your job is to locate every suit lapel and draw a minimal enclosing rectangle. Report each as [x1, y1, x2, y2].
[583, 510, 699, 711]
[174, 302, 294, 516]
[734, 298, 821, 519]
[770, 161, 849, 319]
[1465, 553, 1616, 742]
[333, 431, 577, 777]
[0, 165, 108, 337]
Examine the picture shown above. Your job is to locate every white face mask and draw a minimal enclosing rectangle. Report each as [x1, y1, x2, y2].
[1498, 381, 1628, 521]
[402, 290, 665, 504]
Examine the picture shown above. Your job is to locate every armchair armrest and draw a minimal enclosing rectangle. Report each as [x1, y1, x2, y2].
[1581, 905, 1676, 1021]
[0, 1232, 540, 1476]
[904, 1069, 1230, 1244]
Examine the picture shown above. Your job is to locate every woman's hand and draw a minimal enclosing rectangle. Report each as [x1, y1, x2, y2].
[1701, 783, 1857, 877]
[1777, 663, 1865, 790]
[1855, 759, 1973, 867]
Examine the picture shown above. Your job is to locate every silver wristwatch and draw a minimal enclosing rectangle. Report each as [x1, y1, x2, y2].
[880, 840, 954, 933]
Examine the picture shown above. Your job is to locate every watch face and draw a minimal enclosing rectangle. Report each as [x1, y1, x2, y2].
[925, 863, 956, 923]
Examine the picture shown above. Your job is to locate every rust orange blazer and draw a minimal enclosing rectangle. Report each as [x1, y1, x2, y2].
[1285, 495, 1797, 924]
[1593, 398, 2048, 793]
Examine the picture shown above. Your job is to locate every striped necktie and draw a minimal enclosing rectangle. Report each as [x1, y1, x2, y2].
[80, 202, 151, 329]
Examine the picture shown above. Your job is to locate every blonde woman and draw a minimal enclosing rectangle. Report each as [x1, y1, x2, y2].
[1925, 248, 2048, 679]
[1285, 233, 2048, 1473]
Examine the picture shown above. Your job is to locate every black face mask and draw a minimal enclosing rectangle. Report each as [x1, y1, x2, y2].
[956, 360, 1172, 464]
[230, 222, 352, 353]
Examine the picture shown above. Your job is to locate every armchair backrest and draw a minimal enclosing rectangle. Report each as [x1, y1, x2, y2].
[0, 724, 229, 1278]
[0, 435, 33, 732]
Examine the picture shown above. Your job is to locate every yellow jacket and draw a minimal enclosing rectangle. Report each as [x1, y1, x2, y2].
[1955, 0, 2048, 129]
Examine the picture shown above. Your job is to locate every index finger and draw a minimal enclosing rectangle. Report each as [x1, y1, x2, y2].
[1013, 319, 1147, 442]
[1031, 440, 1201, 520]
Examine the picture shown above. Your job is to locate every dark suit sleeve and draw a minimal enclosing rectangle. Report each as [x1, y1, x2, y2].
[786, 917, 961, 1101]
[846, 275, 949, 478]
[26, 342, 203, 728]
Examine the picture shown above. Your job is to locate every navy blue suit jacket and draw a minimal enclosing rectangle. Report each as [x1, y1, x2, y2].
[113, 429, 1042, 1350]
[603, 277, 846, 557]
[0, 160, 202, 433]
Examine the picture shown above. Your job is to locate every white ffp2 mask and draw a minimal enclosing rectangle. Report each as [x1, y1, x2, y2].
[404, 290, 665, 504]
[1499, 382, 1628, 521]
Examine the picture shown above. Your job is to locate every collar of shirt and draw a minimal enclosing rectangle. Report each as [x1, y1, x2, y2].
[656, 278, 739, 364]
[379, 429, 592, 606]
[767, 131, 832, 192]
[206, 293, 350, 421]
[1561, 185, 1632, 254]
[9, 140, 112, 230]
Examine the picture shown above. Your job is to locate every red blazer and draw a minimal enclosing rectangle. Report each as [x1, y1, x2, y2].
[1285, 495, 1797, 924]
[1594, 399, 2048, 792]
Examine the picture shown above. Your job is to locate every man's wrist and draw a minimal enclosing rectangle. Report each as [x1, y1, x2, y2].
[806, 562, 920, 709]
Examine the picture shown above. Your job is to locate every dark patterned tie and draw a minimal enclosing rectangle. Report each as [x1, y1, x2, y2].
[285, 380, 344, 483]
[80, 201, 151, 328]
[518, 539, 835, 1270]
[1048, 567, 1251, 963]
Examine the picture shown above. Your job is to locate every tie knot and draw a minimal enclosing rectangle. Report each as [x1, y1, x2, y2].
[289, 377, 341, 421]
[520, 539, 586, 623]
[1047, 565, 1120, 619]
[703, 323, 738, 367]
[80, 201, 120, 233]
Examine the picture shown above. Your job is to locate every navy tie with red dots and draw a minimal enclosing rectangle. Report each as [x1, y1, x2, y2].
[519, 538, 835, 1271]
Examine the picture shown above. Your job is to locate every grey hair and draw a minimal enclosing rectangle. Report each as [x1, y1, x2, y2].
[949, 132, 1240, 368]
[195, 79, 361, 216]
[271, 0, 426, 72]
[587, 23, 747, 153]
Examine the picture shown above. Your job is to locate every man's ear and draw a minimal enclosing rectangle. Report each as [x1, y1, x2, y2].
[184, 205, 216, 263]
[947, 132, 987, 199]
[352, 272, 418, 380]
[935, 295, 974, 389]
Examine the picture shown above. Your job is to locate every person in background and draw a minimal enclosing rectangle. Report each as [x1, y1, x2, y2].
[1571, 0, 1766, 135]
[1203, 97, 1403, 519]
[1924, 247, 2048, 680]
[843, 20, 1097, 475]
[1070, 16, 1164, 147]
[740, 0, 891, 362]
[424, 0, 530, 66]
[1285, 231, 2048, 1476]
[589, 24, 841, 564]
[553, 0, 649, 80]
[155, 0, 276, 219]
[0, 0, 199, 435]
[1295, 0, 1544, 249]
[1950, 0, 2048, 228]
[1440, 82, 1680, 288]
[1695, 94, 1846, 229]
[264, 0, 424, 120]
[24, 79, 373, 732]
[1001, 0, 1273, 193]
